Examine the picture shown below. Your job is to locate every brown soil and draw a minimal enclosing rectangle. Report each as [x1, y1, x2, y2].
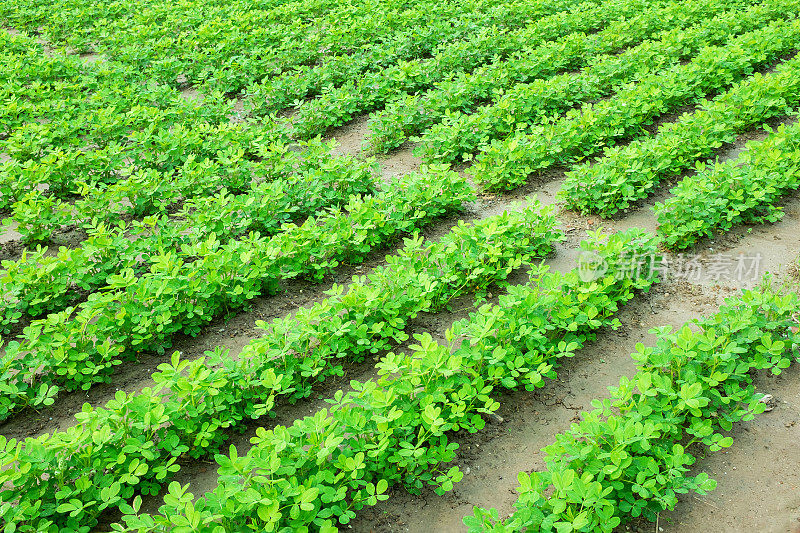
[0, 220, 22, 245]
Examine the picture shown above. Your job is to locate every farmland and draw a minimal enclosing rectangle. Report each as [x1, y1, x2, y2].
[0, 0, 799, 530]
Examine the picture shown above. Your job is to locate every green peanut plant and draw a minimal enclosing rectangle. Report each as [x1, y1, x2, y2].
[0, 166, 473, 419]
[561, 55, 800, 216]
[5, 134, 366, 244]
[466, 281, 800, 532]
[469, 17, 800, 191]
[655, 119, 800, 249]
[0, 203, 561, 531]
[286, 0, 660, 140]
[116, 228, 661, 532]
[1, 118, 287, 210]
[243, 0, 565, 114]
[371, 0, 762, 154]
[0, 146, 377, 333]
[1, 0, 455, 92]
[0, 31, 257, 209]
[415, 0, 796, 163]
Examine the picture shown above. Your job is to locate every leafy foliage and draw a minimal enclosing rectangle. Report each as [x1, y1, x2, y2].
[470, 18, 800, 191]
[372, 0, 763, 155]
[561, 54, 800, 216]
[0, 166, 472, 419]
[655, 119, 800, 249]
[0, 143, 377, 332]
[416, 0, 794, 163]
[5, 137, 373, 245]
[286, 0, 656, 140]
[244, 0, 568, 115]
[0, 30, 257, 211]
[466, 282, 800, 532]
[3, 1, 799, 532]
[0, 0, 506, 93]
[116, 229, 660, 532]
[0, 203, 560, 531]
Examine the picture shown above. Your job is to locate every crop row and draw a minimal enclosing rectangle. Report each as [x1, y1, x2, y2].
[284, 0, 667, 140]
[115, 229, 660, 531]
[655, 119, 800, 249]
[0, 144, 376, 333]
[560, 53, 800, 216]
[467, 282, 800, 531]
[2, 0, 318, 56]
[0, 0, 515, 93]
[468, 18, 800, 191]
[0, 166, 474, 419]
[416, 0, 796, 163]
[0, 204, 562, 531]
[1, 118, 272, 208]
[368, 0, 762, 154]
[0, 30, 289, 212]
[246, 0, 591, 116]
[5, 135, 372, 244]
[0, 29, 238, 145]
[103, 0, 526, 94]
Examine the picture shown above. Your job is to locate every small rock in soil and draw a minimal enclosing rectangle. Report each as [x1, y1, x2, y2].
[486, 412, 504, 424]
[759, 393, 777, 412]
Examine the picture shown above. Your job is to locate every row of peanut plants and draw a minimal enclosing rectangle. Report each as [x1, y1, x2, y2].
[466, 281, 800, 531]
[468, 18, 800, 191]
[0, 167, 474, 419]
[4, 135, 370, 243]
[0, 29, 290, 215]
[0, 142, 377, 333]
[0, 204, 562, 531]
[368, 0, 768, 154]
[282, 0, 678, 139]
[242, 0, 586, 113]
[0, 0, 599, 242]
[113, 229, 660, 531]
[561, 55, 800, 216]
[655, 119, 800, 249]
[415, 0, 796, 163]
[2, 0, 572, 246]
[0, 0, 520, 93]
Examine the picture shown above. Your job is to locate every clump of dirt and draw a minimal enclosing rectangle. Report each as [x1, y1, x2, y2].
[789, 258, 800, 281]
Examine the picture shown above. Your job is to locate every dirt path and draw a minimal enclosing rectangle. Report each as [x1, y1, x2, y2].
[659, 363, 800, 533]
